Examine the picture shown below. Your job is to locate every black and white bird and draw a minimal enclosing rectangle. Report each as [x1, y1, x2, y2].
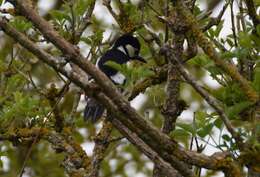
[84, 34, 145, 122]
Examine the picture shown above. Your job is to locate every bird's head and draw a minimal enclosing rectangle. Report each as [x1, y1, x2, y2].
[113, 34, 146, 63]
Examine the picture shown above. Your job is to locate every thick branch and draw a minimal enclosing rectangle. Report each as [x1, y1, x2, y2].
[87, 121, 113, 177]
[162, 34, 184, 133]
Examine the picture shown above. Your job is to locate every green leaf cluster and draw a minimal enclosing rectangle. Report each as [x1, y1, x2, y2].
[105, 61, 154, 90]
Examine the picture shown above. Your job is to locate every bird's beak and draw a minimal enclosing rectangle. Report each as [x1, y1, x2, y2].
[133, 56, 146, 63]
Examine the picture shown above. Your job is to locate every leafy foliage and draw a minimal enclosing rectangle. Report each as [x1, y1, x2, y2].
[105, 60, 154, 90]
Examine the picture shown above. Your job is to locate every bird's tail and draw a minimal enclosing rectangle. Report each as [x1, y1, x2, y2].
[84, 97, 105, 123]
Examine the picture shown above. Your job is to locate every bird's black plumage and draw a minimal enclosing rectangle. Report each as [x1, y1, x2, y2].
[84, 34, 145, 123]
[97, 49, 130, 77]
[113, 34, 140, 55]
[84, 97, 104, 123]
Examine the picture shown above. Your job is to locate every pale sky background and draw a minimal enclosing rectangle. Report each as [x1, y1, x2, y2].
[0, 0, 244, 176]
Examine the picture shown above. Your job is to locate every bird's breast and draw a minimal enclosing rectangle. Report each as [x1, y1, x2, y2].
[110, 72, 126, 85]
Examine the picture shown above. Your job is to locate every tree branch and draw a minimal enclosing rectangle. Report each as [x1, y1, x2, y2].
[161, 35, 184, 134]
[244, 0, 260, 30]
[128, 65, 167, 101]
[87, 121, 113, 177]
[202, 2, 228, 32]
[0, 127, 91, 176]
[74, 0, 96, 43]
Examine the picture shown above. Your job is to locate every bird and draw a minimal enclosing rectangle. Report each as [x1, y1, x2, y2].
[84, 34, 146, 123]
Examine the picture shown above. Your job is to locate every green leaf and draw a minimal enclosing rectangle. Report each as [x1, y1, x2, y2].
[225, 101, 253, 119]
[213, 118, 223, 129]
[234, 47, 250, 59]
[226, 38, 234, 47]
[256, 122, 260, 137]
[208, 28, 215, 37]
[49, 10, 71, 22]
[80, 37, 92, 45]
[253, 67, 260, 92]
[74, 0, 93, 16]
[215, 20, 224, 37]
[188, 54, 211, 67]
[105, 61, 125, 73]
[222, 134, 231, 141]
[195, 111, 207, 127]
[256, 24, 260, 37]
[6, 74, 26, 93]
[221, 51, 236, 59]
[177, 122, 196, 136]
[88, 30, 104, 46]
[238, 32, 252, 48]
[213, 83, 247, 105]
[10, 17, 32, 32]
[197, 123, 214, 138]
[2, 91, 41, 121]
[170, 129, 190, 139]
[105, 60, 153, 90]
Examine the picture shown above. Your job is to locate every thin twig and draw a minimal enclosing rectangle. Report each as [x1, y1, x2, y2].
[238, 0, 246, 32]
[146, 2, 162, 16]
[69, 3, 76, 43]
[244, 0, 260, 30]
[230, 0, 238, 46]
[74, 0, 96, 42]
[202, 2, 228, 31]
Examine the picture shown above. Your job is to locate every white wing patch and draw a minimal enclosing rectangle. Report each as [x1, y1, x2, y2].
[117, 45, 136, 58]
[110, 72, 126, 84]
[125, 44, 136, 57]
[117, 46, 127, 55]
